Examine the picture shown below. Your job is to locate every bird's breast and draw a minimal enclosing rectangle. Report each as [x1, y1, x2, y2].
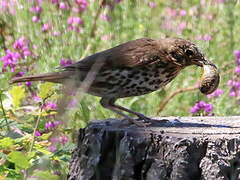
[88, 63, 182, 98]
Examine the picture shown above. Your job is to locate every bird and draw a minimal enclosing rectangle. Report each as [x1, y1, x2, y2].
[10, 37, 217, 127]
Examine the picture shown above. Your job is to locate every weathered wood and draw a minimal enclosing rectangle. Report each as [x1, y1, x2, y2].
[68, 117, 240, 180]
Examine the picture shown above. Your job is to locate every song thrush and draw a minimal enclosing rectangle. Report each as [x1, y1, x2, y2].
[10, 38, 218, 126]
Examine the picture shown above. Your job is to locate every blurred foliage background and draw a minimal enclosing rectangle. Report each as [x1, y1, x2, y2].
[0, 0, 239, 179]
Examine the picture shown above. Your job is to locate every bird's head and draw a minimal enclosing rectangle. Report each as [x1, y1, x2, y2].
[161, 38, 215, 68]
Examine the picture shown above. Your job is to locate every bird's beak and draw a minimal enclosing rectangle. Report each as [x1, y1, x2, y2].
[192, 57, 215, 67]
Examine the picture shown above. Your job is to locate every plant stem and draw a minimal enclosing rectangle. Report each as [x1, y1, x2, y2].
[29, 106, 43, 153]
[157, 84, 199, 115]
[90, 0, 104, 37]
[0, 90, 10, 131]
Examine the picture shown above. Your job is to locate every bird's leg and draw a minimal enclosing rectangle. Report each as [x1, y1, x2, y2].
[100, 98, 150, 127]
[112, 104, 154, 122]
[112, 104, 169, 123]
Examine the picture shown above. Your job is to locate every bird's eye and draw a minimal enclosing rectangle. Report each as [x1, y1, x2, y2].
[186, 49, 194, 56]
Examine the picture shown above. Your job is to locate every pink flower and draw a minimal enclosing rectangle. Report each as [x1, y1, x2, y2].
[42, 24, 51, 32]
[204, 34, 211, 41]
[45, 121, 60, 130]
[49, 145, 56, 152]
[101, 35, 109, 41]
[234, 50, 240, 60]
[149, 2, 155, 8]
[51, 0, 59, 4]
[235, 66, 240, 74]
[179, 10, 186, 16]
[59, 135, 69, 145]
[43, 102, 57, 111]
[53, 31, 60, 37]
[179, 21, 187, 30]
[197, 34, 203, 40]
[227, 80, 232, 87]
[100, 14, 110, 21]
[35, 131, 41, 136]
[32, 15, 39, 22]
[59, 2, 67, 10]
[25, 81, 32, 86]
[229, 91, 236, 97]
[1, 49, 20, 73]
[60, 58, 73, 67]
[68, 17, 83, 32]
[74, 0, 88, 11]
[207, 89, 223, 98]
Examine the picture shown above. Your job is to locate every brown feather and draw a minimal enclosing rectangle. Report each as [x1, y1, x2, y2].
[10, 71, 73, 84]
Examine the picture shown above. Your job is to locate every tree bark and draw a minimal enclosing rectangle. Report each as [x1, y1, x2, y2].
[68, 116, 240, 180]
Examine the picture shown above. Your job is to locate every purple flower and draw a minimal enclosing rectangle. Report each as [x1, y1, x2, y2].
[60, 58, 73, 67]
[197, 34, 203, 40]
[33, 95, 41, 101]
[51, 0, 59, 4]
[53, 31, 60, 37]
[100, 14, 110, 21]
[42, 24, 51, 32]
[204, 34, 211, 41]
[32, 16, 40, 22]
[15, 71, 24, 77]
[198, 100, 206, 108]
[30, 5, 42, 13]
[74, 0, 88, 11]
[35, 131, 41, 136]
[45, 121, 60, 130]
[1, 49, 20, 72]
[68, 17, 83, 32]
[43, 102, 57, 110]
[59, 2, 67, 10]
[45, 121, 55, 129]
[25, 81, 32, 86]
[149, 2, 155, 8]
[207, 89, 223, 98]
[235, 50, 240, 59]
[190, 101, 213, 116]
[59, 135, 69, 145]
[179, 10, 186, 16]
[235, 66, 240, 74]
[204, 104, 213, 112]
[49, 145, 56, 152]
[12, 37, 32, 58]
[227, 80, 232, 86]
[229, 91, 236, 97]
[179, 21, 187, 30]
[190, 105, 199, 114]
[234, 50, 240, 65]
[13, 36, 25, 50]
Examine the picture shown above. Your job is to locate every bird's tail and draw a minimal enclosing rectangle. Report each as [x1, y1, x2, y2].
[10, 71, 73, 84]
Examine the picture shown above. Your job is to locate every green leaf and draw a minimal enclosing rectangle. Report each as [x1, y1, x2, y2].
[32, 170, 60, 180]
[34, 144, 51, 155]
[80, 100, 90, 122]
[37, 82, 54, 99]
[0, 137, 14, 148]
[7, 151, 30, 169]
[9, 86, 25, 108]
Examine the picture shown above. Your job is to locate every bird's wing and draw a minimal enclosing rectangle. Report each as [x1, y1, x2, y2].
[63, 38, 166, 72]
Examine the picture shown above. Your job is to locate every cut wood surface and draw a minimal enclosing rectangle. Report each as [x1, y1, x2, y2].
[68, 117, 240, 180]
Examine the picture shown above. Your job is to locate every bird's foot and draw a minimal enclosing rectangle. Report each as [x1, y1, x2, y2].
[118, 118, 151, 128]
[129, 118, 152, 127]
[136, 114, 169, 124]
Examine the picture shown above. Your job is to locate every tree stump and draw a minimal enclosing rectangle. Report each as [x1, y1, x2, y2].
[67, 117, 240, 180]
